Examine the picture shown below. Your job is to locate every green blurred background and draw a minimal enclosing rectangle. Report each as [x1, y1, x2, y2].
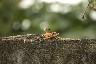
[0, 0, 96, 39]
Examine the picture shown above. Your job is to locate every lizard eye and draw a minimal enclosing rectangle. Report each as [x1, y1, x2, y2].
[52, 32, 56, 34]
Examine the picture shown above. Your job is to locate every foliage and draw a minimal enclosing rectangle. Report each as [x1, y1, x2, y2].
[0, 0, 96, 39]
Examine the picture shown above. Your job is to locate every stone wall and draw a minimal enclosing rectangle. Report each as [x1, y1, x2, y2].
[0, 34, 96, 64]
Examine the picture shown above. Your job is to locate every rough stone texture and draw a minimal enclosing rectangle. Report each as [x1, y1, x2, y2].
[0, 34, 96, 64]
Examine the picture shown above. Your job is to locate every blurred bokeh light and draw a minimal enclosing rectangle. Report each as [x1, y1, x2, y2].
[0, 0, 96, 39]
